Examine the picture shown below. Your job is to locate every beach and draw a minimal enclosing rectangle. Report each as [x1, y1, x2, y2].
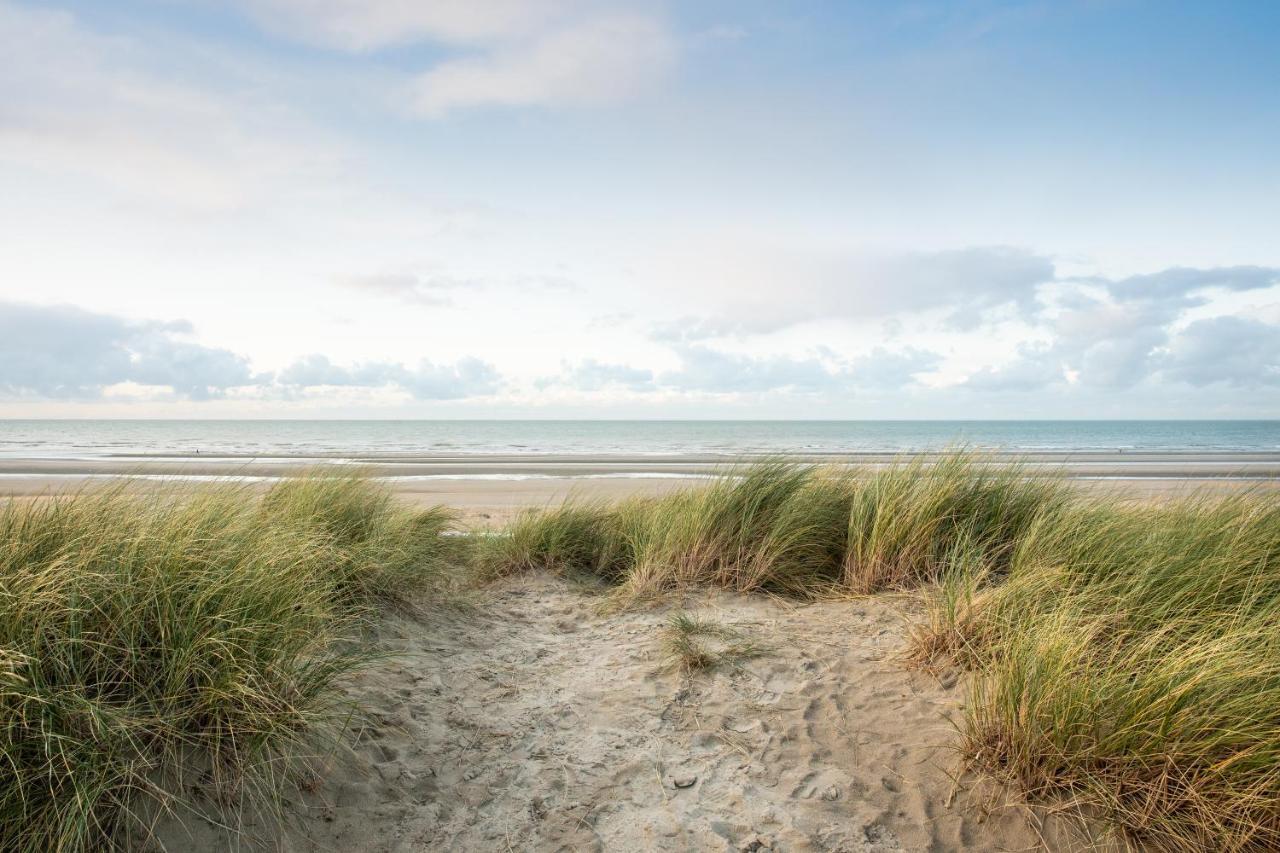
[153, 573, 1087, 853]
[9, 0, 1277, 846]
[5, 450, 1279, 851]
[2, 450, 1277, 525]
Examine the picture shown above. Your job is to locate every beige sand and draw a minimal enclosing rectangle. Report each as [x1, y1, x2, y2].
[4, 456, 1277, 529]
[384, 474, 1280, 527]
[153, 575, 1107, 853]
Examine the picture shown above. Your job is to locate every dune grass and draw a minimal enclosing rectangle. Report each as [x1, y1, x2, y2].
[5, 457, 1277, 851]
[908, 491, 1280, 851]
[487, 454, 1066, 599]
[0, 474, 461, 852]
[492, 455, 1280, 849]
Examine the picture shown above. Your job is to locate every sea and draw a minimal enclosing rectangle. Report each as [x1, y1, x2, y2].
[0, 420, 1275, 459]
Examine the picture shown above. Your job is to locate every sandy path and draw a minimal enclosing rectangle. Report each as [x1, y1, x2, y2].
[157, 575, 1100, 852]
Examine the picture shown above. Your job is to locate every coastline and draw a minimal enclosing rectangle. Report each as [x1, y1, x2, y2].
[2, 450, 1276, 525]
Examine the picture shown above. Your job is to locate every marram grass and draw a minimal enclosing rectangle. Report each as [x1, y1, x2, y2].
[5, 457, 1278, 852]
[0, 474, 461, 852]
[487, 454, 1067, 599]
[493, 455, 1280, 850]
[908, 488, 1280, 851]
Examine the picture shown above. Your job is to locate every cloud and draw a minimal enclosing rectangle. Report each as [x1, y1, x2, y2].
[278, 354, 500, 399]
[238, 0, 571, 51]
[1161, 317, 1280, 387]
[398, 358, 501, 399]
[338, 270, 581, 306]
[1101, 266, 1280, 302]
[964, 344, 1065, 392]
[847, 347, 943, 389]
[235, 1, 676, 116]
[409, 13, 675, 116]
[0, 2, 336, 210]
[955, 264, 1280, 393]
[650, 316, 740, 344]
[653, 251, 1280, 357]
[650, 246, 1055, 339]
[0, 302, 259, 399]
[544, 359, 654, 391]
[538, 344, 942, 396]
[657, 347, 843, 394]
[0, 301, 502, 403]
[1058, 266, 1279, 386]
[337, 273, 475, 306]
[965, 312, 1280, 393]
[656, 345, 946, 395]
[275, 354, 400, 387]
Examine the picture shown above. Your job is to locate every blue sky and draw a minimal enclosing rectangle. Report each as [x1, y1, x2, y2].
[1, 0, 1277, 417]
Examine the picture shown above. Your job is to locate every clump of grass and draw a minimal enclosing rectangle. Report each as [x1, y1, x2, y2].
[660, 612, 764, 673]
[903, 533, 994, 671]
[0, 476, 462, 852]
[488, 461, 859, 599]
[842, 454, 1067, 593]
[261, 472, 465, 605]
[623, 461, 850, 597]
[489, 453, 1065, 601]
[484, 500, 632, 581]
[912, 490, 1280, 850]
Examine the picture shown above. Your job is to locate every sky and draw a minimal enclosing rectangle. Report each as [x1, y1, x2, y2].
[1, 0, 1278, 419]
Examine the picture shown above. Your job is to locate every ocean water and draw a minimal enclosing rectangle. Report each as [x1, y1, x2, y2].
[0, 420, 1275, 459]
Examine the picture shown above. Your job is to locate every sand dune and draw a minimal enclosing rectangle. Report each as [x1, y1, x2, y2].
[154, 574, 1103, 852]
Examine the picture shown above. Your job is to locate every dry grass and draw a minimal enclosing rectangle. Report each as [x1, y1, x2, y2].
[660, 611, 765, 673]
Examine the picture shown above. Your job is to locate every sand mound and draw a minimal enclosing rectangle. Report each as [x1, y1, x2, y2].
[155, 575, 1102, 852]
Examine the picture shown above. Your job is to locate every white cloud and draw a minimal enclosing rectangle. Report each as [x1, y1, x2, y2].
[1102, 266, 1280, 301]
[646, 245, 1055, 338]
[1161, 317, 1280, 388]
[408, 13, 675, 116]
[965, 344, 1065, 392]
[0, 2, 338, 211]
[278, 354, 501, 399]
[658, 347, 841, 394]
[962, 265, 1280, 391]
[0, 302, 261, 400]
[337, 273, 476, 307]
[0, 301, 503, 402]
[540, 345, 942, 397]
[543, 359, 654, 391]
[652, 345, 938, 395]
[238, 0, 574, 50]
[848, 347, 943, 389]
[233, 1, 676, 115]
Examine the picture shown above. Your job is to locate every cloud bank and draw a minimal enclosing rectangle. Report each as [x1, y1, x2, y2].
[0, 302, 500, 402]
[3, 253, 1277, 411]
[0, 302, 259, 400]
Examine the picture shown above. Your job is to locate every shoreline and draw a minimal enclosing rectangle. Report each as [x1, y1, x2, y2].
[3, 451, 1276, 526]
[3, 449, 1279, 473]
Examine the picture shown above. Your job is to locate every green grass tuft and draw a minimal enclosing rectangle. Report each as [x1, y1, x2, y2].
[0, 476, 461, 852]
[910, 489, 1280, 850]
